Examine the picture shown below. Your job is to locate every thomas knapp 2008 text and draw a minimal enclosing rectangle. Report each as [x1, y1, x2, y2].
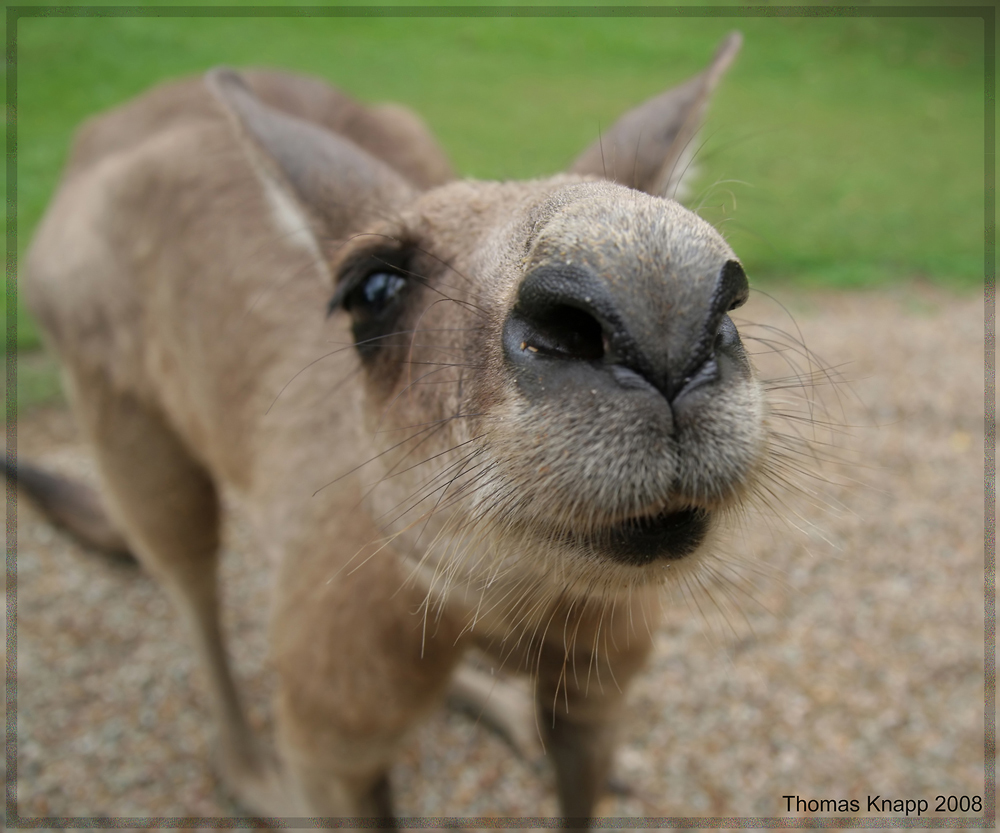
[782, 794, 982, 816]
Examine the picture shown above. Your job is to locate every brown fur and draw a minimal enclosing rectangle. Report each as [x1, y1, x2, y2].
[23, 33, 768, 824]
[3, 459, 131, 555]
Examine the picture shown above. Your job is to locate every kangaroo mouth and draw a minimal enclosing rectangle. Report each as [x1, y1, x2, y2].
[572, 507, 711, 565]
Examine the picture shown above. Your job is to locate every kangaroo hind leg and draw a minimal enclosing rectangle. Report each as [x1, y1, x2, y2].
[68, 371, 286, 813]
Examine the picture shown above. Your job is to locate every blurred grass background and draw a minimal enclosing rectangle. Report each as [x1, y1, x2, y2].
[5, 2, 989, 408]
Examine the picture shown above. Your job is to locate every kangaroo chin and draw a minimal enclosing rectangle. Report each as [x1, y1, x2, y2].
[21, 32, 767, 825]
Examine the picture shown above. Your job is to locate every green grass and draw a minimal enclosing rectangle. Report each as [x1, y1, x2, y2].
[5, 8, 989, 407]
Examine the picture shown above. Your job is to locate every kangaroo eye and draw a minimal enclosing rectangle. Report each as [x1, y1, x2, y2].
[345, 271, 408, 320]
[327, 249, 417, 364]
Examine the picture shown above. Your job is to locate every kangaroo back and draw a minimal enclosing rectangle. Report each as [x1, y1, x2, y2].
[67, 68, 455, 188]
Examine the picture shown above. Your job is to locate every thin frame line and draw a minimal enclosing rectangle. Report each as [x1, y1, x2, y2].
[4, 4, 995, 829]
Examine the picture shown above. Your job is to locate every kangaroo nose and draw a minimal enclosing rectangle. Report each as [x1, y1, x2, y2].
[501, 259, 749, 405]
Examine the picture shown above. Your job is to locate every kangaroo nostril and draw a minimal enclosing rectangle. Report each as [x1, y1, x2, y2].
[714, 315, 740, 352]
[508, 264, 621, 367]
[517, 303, 606, 362]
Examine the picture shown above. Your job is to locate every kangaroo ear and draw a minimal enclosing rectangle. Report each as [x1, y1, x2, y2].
[205, 68, 417, 248]
[569, 31, 742, 200]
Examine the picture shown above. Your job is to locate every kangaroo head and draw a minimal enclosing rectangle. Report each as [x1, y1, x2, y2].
[206, 33, 765, 599]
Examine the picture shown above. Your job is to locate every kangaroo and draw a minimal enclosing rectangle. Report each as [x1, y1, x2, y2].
[20, 32, 763, 823]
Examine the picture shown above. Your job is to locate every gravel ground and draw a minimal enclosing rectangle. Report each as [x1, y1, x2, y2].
[6, 285, 990, 828]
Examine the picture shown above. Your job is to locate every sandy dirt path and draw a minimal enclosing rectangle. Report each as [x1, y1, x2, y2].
[8, 285, 989, 826]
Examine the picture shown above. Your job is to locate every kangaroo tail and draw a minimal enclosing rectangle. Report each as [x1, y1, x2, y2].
[4, 458, 134, 559]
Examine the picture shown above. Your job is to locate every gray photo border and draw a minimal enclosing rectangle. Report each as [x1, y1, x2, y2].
[4, 4, 996, 828]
